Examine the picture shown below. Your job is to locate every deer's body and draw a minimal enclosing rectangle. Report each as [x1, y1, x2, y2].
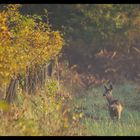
[103, 84, 123, 120]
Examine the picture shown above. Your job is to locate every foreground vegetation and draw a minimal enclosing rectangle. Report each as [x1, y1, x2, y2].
[0, 80, 139, 135]
[0, 78, 86, 136]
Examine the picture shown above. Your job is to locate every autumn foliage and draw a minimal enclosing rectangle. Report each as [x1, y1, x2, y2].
[0, 4, 64, 88]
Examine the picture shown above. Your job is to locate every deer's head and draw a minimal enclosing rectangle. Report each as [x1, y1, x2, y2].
[103, 84, 113, 98]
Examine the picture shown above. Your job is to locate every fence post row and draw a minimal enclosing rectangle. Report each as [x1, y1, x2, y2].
[5, 61, 54, 103]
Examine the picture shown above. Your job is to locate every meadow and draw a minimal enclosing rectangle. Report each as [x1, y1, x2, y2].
[0, 80, 139, 136]
[72, 82, 140, 135]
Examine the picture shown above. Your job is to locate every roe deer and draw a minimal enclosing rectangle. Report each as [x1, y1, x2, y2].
[103, 83, 123, 120]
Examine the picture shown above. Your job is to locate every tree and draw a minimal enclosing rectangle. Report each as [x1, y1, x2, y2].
[0, 4, 64, 100]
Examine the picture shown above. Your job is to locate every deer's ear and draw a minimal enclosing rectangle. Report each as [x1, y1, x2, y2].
[109, 84, 113, 90]
[104, 85, 108, 90]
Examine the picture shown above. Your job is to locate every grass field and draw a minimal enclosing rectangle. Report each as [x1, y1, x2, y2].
[0, 81, 139, 135]
[71, 82, 140, 135]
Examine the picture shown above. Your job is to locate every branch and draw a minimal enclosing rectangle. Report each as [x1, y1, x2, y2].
[132, 47, 140, 54]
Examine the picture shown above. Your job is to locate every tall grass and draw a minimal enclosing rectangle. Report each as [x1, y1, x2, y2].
[0, 78, 139, 135]
[0, 79, 84, 136]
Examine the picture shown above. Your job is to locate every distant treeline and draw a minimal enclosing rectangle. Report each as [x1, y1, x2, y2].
[1, 4, 140, 82]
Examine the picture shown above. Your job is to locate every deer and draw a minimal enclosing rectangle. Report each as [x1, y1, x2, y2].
[103, 83, 123, 120]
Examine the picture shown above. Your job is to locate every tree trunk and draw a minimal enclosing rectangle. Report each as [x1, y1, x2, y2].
[5, 78, 18, 103]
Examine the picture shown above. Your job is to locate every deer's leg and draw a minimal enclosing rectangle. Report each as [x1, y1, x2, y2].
[117, 111, 121, 120]
[110, 111, 115, 120]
